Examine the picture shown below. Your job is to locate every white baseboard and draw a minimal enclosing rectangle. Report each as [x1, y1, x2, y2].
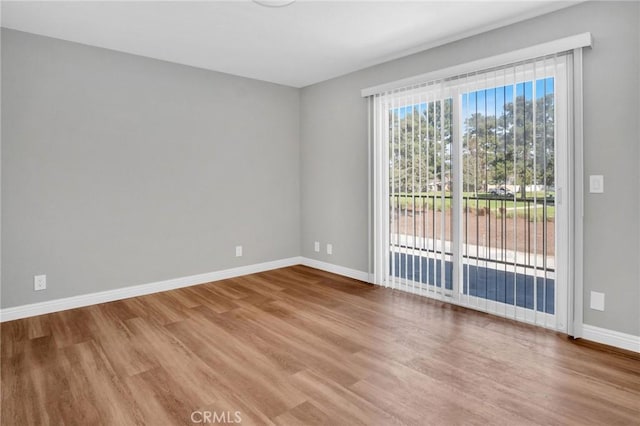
[300, 257, 369, 282]
[0, 257, 303, 322]
[11, 258, 634, 354]
[582, 324, 640, 353]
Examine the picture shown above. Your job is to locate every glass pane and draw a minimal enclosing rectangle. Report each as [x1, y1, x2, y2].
[389, 98, 453, 291]
[461, 78, 555, 314]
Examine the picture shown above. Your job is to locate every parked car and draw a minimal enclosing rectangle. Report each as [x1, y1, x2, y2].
[489, 187, 514, 197]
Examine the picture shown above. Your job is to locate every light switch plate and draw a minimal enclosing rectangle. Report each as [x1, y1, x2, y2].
[589, 175, 604, 193]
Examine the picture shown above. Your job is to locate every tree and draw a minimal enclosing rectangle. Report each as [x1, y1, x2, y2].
[389, 81, 555, 199]
[461, 87, 554, 197]
[389, 99, 452, 195]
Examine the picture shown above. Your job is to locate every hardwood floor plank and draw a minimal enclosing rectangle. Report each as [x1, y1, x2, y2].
[60, 340, 147, 425]
[216, 304, 372, 386]
[272, 400, 336, 426]
[49, 309, 95, 349]
[165, 316, 306, 419]
[289, 369, 402, 426]
[2, 265, 639, 425]
[350, 349, 536, 426]
[179, 285, 239, 314]
[86, 305, 159, 377]
[188, 305, 307, 375]
[126, 367, 195, 425]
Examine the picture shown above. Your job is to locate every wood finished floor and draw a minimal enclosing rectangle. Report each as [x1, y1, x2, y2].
[2, 265, 639, 425]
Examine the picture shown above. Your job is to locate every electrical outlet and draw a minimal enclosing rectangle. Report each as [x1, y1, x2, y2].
[326, 243, 333, 255]
[34, 275, 47, 291]
[590, 291, 605, 311]
[314, 241, 320, 252]
[235, 246, 243, 257]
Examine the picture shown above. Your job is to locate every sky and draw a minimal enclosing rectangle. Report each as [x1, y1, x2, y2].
[393, 77, 554, 121]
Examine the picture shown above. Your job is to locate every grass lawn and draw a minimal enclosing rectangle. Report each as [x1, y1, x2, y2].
[392, 192, 555, 220]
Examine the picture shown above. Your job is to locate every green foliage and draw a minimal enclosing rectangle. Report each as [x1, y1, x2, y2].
[388, 82, 556, 201]
[390, 192, 555, 221]
[462, 90, 555, 198]
[389, 100, 453, 194]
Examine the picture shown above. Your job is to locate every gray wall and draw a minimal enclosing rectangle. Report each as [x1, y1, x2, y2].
[3, 2, 639, 338]
[1, 28, 301, 308]
[300, 1, 640, 336]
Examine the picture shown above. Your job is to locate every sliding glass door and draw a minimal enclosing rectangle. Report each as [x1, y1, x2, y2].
[377, 55, 570, 331]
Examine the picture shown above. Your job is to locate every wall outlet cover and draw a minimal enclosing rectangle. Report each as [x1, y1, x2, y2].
[590, 291, 605, 311]
[235, 246, 243, 257]
[34, 275, 47, 291]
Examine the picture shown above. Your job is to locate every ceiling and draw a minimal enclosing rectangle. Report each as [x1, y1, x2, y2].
[1, 1, 579, 88]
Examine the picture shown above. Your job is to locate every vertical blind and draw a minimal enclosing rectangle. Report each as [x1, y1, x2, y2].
[369, 51, 576, 332]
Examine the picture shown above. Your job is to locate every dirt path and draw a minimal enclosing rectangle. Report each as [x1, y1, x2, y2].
[391, 208, 555, 257]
